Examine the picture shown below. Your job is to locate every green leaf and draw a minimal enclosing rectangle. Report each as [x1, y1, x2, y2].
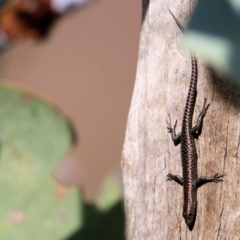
[183, 0, 240, 82]
[0, 84, 80, 239]
[95, 176, 122, 211]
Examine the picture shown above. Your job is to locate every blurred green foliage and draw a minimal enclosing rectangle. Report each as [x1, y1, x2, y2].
[0, 85, 125, 239]
[67, 201, 125, 240]
[182, 0, 240, 82]
[0, 85, 79, 239]
[68, 176, 125, 240]
[0, 0, 125, 237]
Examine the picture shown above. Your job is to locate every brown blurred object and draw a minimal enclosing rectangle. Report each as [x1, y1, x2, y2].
[0, 0, 61, 42]
[0, 0, 141, 200]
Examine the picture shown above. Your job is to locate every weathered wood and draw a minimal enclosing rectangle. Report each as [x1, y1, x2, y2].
[122, 0, 240, 239]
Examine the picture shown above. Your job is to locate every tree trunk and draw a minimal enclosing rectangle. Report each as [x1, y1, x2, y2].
[122, 0, 240, 239]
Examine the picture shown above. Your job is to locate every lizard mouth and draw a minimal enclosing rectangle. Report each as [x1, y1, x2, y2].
[184, 213, 196, 231]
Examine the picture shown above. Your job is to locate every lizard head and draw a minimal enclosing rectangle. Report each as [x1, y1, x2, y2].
[183, 202, 197, 230]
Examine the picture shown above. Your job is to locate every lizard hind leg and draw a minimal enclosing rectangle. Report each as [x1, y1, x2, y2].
[191, 98, 210, 138]
[167, 114, 181, 145]
[166, 173, 183, 186]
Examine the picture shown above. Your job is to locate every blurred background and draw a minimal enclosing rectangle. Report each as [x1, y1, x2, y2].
[0, 0, 141, 200]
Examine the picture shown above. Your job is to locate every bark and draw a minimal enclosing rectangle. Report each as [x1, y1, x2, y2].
[122, 0, 240, 239]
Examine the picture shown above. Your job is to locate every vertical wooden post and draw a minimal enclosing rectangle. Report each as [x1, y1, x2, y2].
[122, 0, 240, 238]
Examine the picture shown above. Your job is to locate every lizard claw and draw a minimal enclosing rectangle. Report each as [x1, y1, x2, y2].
[166, 114, 177, 133]
[166, 173, 183, 185]
[200, 98, 210, 116]
[213, 173, 224, 183]
[166, 173, 173, 181]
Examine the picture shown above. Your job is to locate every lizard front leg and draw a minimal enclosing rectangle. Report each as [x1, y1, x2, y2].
[196, 173, 223, 188]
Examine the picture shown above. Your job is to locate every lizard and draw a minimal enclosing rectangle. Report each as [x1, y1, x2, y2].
[166, 10, 223, 230]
